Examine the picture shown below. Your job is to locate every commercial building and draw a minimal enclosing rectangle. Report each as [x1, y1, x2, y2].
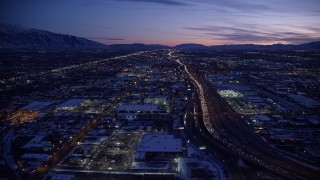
[135, 134, 183, 161]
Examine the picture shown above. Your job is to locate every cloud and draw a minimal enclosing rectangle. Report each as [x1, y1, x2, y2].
[117, 0, 189, 6]
[182, 25, 319, 44]
[185, 0, 272, 13]
[87, 37, 124, 41]
[209, 0, 271, 11]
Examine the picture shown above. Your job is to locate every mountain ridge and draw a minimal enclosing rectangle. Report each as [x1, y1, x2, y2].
[0, 24, 107, 50]
[174, 42, 320, 50]
[0, 24, 319, 50]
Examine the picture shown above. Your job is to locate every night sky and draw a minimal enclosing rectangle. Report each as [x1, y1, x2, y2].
[1, 0, 320, 45]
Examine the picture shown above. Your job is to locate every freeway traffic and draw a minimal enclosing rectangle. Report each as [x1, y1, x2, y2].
[169, 50, 320, 179]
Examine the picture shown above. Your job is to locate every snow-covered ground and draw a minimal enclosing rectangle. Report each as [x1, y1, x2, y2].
[132, 161, 170, 170]
[177, 142, 227, 180]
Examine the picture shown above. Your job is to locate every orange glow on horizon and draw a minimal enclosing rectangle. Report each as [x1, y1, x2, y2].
[92, 38, 310, 46]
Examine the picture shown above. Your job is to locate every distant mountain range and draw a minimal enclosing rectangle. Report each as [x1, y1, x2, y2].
[0, 24, 106, 50]
[174, 42, 320, 50]
[0, 24, 319, 50]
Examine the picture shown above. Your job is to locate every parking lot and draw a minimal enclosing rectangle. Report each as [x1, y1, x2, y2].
[58, 131, 142, 171]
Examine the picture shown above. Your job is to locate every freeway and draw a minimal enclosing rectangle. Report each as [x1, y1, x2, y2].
[170, 51, 320, 179]
[183, 87, 262, 179]
[180, 101, 226, 179]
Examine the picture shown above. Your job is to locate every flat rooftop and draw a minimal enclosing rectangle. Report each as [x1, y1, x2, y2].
[252, 115, 271, 121]
[56, 99, 86, 108]
[288, 94, 320, 108]
[118, 104, 160, 112]
[22, 101, 54, 110]
[21, 153, 50, 161]
[137, 134, 182, 153]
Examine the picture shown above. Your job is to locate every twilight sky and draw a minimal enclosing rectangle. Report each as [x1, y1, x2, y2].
[0, 0, 320, 46]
